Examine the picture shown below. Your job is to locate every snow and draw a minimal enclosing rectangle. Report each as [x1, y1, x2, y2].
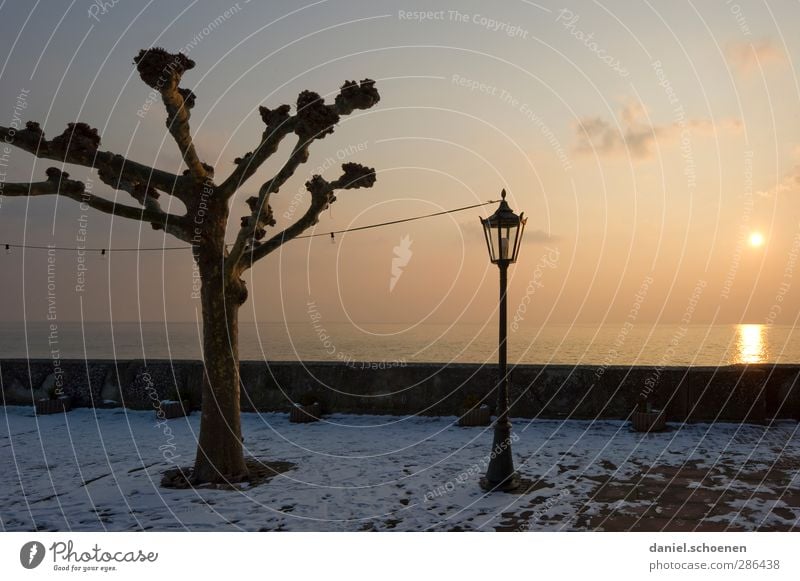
[1, 406, 798, 531]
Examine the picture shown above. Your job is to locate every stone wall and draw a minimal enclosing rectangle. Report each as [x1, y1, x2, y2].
[2, 359, 799, 422]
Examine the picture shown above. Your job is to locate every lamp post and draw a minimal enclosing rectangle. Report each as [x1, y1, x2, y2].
[479, 189, 526, 492]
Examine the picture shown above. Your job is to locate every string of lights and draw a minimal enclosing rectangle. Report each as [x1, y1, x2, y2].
[2, 199, 498, 254]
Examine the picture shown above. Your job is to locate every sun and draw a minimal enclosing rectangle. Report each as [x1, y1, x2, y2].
[749, 232, 765, 247]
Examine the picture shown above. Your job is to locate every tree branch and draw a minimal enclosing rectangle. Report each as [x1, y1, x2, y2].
[161, 86, 208, 180]
[218, 79, 380, 199]
[2, 168, 189, 240]
[0, 123, 188, 202]
[240, 162, 376, 268]
[226, 138, 310, 274]
[217, 106, 295, 198]
[133, 48, 209, 181]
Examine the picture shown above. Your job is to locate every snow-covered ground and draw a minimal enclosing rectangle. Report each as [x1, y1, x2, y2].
[1, 406, 798, 531]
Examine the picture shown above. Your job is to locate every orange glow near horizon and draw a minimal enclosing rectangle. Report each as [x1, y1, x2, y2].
[735, 324, 767, 364]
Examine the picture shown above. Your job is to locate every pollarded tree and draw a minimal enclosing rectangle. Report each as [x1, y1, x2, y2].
[0, 48, 379, 484]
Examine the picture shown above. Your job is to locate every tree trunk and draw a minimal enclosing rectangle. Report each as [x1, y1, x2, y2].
[192, 255, 248, 484]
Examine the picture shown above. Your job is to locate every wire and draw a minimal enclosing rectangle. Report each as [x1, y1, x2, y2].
[296, 200, 497, 238]
[2, 199, 498, 253]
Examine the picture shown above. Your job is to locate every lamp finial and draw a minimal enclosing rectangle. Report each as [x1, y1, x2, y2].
[501, 188, 506, 200]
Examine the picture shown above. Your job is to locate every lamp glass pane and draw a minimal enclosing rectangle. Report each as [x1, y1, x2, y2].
[486, 222, 498, 261]
[500, 227, 510, 260]
[510, 222, 520, 262]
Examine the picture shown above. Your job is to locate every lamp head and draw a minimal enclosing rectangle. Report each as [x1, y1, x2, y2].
[480, 189, 526, 264]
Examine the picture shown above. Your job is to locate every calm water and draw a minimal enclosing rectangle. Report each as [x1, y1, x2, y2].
[1, 321, 797, 366]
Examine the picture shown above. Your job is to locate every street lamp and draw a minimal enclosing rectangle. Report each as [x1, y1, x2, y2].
[479, 189, 526, 492]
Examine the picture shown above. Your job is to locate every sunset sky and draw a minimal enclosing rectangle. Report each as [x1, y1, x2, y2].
[1, 0, 799, 328]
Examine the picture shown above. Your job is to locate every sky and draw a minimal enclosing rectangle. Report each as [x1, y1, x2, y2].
[1, 0, 799, 329]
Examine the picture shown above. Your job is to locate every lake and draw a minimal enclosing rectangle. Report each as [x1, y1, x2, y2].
[1, 321, 796, 366]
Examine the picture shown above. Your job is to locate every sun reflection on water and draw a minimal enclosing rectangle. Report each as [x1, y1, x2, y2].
[735, 324, 767, 364]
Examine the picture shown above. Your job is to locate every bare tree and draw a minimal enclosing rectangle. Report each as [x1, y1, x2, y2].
[0, 48, 379, 484]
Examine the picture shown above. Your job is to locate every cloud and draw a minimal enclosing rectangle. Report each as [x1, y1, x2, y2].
[523, 229, 559, 245]
[757, 147, 800, 197]
[726, 39, 786, 75]
[573, 102, 741, 160]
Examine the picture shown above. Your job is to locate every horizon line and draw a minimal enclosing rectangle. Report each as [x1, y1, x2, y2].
[1, 319, 787, 327]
